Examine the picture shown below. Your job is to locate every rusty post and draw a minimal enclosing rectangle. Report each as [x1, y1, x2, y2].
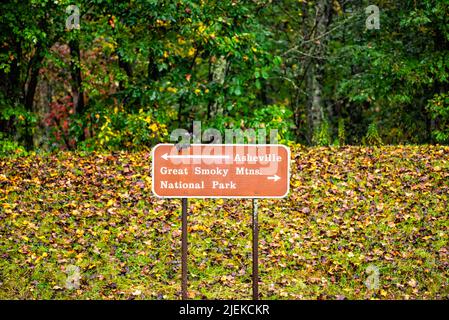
[181, 198, 188, 300]
[252, 198, 259, 300]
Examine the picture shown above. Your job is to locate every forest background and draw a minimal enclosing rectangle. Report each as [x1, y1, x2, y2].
[1, 0, 449, 154]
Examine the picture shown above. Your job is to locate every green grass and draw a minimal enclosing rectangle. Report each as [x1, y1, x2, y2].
[0, 145, 448, 299]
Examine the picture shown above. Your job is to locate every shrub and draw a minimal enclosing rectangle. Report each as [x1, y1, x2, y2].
[0, 133, 28, 157]
[80, 107, 168, 151]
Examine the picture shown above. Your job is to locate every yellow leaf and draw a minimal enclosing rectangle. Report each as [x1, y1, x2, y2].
[188, 47, 196, 57]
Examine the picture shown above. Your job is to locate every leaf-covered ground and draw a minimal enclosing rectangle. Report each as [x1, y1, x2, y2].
[0, 146, 448, 300]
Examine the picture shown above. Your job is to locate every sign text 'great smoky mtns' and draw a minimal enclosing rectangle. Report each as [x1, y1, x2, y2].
[152, 144, 290, 198]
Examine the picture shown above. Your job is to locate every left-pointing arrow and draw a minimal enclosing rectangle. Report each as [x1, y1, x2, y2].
[162, 153, 230, 160]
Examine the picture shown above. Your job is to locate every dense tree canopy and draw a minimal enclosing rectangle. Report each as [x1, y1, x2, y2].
[1, 0, 448, 154]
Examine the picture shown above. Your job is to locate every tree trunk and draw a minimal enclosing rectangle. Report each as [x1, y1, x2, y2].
[307, 63, 324, 136]
[69, 39, 85, 115]
[207, 55, 227, 119]
[69, 39, 85, 143]
[24, 55, 43, 112]
[23, 44, 45, 149]
[305, 0, 331, 142]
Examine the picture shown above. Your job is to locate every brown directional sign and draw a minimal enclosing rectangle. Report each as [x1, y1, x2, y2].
[152, 144, 290, 198]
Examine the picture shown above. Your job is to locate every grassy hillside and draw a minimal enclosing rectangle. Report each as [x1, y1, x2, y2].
[0, 146, 448, 299]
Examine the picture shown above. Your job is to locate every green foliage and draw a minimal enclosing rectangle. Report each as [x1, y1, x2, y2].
[312, 120, 332, 146]
[206, 104, 294, 144]
[244, 105, 294, 143]
[0, 105, 37, 132]
[0, 103, 38, 150]
[82, 108, 169, 151]
[363, 123, 383, 146]
[337, 118, 346, 146]
[0, 133, 28, 157]
[1, 0, 449, 150]
[427, 92, 449, 143]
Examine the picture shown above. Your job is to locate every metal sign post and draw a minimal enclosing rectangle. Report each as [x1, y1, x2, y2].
[181, 198, 188, 300]
[252, 199, 259, 300]
[151, 144, 290, 300]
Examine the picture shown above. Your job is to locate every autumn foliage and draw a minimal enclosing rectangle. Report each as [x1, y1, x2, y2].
[0, 145, 448, 299]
